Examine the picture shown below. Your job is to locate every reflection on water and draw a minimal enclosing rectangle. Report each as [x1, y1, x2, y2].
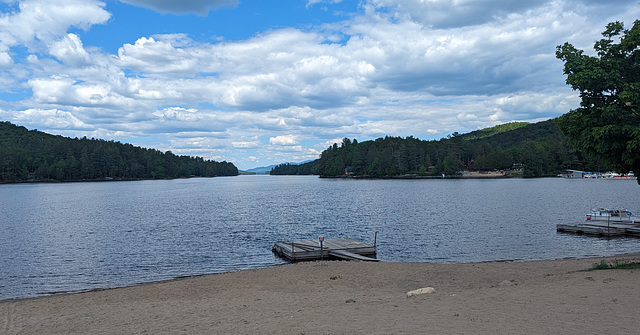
[1, 176, 640, 300]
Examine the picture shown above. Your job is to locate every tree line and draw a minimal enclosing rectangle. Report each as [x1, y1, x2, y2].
[271, 119, 610, 177]
[0, 121, 238, 183]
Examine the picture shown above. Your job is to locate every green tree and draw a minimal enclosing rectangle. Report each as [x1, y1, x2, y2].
[556, 20, 640, 180]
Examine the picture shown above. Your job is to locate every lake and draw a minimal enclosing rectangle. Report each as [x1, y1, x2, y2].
[2, 176, 640, 300]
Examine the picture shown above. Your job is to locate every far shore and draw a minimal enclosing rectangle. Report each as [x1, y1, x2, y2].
[3, 253, 640, 334]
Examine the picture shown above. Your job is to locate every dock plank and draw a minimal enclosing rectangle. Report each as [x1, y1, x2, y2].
[328, 250, 379, 262]
[557, 222, 640, 237]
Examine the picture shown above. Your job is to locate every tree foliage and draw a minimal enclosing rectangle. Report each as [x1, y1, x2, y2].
[271, 120, 608, 177]
[555, 20, 640, 180]
[268, 162, 320, 175]
[0, 121, 238, 182]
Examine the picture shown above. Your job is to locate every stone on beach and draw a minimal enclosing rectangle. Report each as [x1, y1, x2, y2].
[406, 287, 435, 297]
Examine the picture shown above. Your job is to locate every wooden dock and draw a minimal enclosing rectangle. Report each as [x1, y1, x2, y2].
[557, 222, 640, 237]
[272, 238, 378, 262]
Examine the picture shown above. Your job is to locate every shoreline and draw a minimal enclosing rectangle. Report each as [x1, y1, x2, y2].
[1, 251, 635, 304]
[3, 253, 640, 334]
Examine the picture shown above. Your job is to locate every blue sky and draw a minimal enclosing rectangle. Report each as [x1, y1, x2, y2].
[0, 0, 638, 170]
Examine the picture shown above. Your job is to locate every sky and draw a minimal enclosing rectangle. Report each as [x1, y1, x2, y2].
[0, 0, 638, 170]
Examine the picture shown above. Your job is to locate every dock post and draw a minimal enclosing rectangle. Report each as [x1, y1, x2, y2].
[374, 231, 378, 247]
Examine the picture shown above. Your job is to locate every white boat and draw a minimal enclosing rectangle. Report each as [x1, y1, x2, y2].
[586, 208, 635, 223]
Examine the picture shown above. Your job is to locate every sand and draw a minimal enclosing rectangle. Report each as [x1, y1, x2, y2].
[2, 254, 640, 334]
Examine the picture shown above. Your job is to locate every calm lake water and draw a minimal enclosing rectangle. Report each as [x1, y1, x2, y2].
[2, 176, 640, 300]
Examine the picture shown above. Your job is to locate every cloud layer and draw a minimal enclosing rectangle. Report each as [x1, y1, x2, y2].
[0, 0, 639, 169]
[120, 0, 238, 15]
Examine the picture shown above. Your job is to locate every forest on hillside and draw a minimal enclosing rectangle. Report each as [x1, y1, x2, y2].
[0, 121, 238, 183]
[271, 119, 610, 178]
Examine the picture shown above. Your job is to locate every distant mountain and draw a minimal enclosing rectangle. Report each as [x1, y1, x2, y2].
[245, 165, 277, 174]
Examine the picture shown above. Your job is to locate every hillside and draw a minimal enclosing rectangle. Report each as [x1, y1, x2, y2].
[0, 121, 238, 183]
[460, 122, 529, 140]
[270, 119, 609, 177]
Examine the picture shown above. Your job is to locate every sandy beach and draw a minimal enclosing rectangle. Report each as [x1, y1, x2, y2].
[2, 254, 640, 334]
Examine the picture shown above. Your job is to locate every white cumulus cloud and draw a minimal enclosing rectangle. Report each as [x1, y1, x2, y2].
[0, 50, 12, 68]
[269, 135, 299, 146]
[0, 0, 110, 50]
[50, 33, 91, 66]
[116, 36, 199, 75]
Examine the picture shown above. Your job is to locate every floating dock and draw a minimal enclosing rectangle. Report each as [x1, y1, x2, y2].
[272, 238, 378, 262]
[557, 222, 640, 237]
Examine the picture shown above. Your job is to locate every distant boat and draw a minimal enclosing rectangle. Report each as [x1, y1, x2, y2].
[586, 208, 635, 224]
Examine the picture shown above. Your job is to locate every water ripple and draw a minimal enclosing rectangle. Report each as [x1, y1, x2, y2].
[2, 176, 640, 300]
